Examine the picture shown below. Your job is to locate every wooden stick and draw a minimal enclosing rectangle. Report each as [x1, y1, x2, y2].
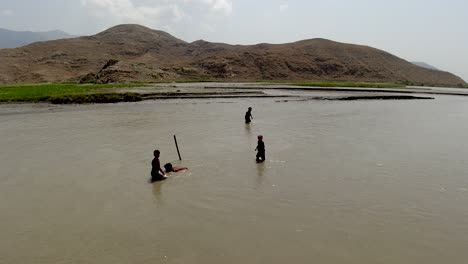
[174, 135, 182, 161]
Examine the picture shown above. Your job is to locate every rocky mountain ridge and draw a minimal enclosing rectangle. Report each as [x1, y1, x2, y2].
[0, 24, 465, 86]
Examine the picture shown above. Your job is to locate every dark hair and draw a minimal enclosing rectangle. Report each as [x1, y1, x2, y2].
[164, 163, 173, 172]
[248, 107, 252, 111]
[154, 150, 160, 156]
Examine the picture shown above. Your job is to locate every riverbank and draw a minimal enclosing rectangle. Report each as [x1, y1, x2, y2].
[0, 81, 466, 104]
[0, 83, 295, 104]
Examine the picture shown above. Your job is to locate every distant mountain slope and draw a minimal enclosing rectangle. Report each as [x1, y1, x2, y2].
[0, 24, 465, 86]
[412, 61, 440, 71]
[0, 28, 73, 49]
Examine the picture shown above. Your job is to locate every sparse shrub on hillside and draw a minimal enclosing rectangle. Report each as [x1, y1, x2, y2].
[79, 73, 97, 84]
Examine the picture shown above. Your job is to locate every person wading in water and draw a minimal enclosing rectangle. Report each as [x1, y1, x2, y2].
[255, 135, 266, 162]
[245, 107, 253, 124]
[151, 150, 167, 182]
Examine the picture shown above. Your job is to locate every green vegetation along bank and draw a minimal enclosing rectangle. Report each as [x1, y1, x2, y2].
[0, 83, 146, 103]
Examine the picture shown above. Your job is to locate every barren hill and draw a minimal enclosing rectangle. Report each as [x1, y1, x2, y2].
[0, 24, 465, 86]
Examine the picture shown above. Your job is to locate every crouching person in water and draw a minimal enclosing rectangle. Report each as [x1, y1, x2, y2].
[255, 135, 266, 162]
[151, 150, 167, 182]
[164, 163, 188, 173]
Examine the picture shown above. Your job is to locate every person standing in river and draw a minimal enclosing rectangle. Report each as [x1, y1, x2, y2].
[255, 135, 266, 162]
[151, 150, 167, 182]
[245, 107, 253, 124]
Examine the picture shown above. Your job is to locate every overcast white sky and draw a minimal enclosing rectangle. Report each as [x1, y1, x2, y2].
[0, 0, 467, 81]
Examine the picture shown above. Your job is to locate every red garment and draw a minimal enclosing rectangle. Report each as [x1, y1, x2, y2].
[173, 166, 187, 172]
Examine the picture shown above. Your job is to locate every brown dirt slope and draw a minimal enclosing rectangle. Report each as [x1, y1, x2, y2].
[0, 24, 465, 86]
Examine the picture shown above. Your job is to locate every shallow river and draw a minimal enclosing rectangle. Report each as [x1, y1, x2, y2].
[1, 93, 468, 263]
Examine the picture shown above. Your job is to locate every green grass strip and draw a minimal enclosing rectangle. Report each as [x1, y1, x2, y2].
[0, 83, 146, 102]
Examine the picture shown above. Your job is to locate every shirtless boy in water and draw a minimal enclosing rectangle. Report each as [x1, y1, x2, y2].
[151, 150, 167, 182]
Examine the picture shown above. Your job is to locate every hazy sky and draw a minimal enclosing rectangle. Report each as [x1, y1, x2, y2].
[0, 0, 467, 81]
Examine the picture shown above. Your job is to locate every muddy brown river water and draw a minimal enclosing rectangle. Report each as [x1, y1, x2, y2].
[1, 92, 468, 263]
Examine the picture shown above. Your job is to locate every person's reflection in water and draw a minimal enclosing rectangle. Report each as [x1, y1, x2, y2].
[245, 123, 251, 135]
[257, 161, 265, 177]
[255, 161, 266, 189]
[152, 181, 166, 206]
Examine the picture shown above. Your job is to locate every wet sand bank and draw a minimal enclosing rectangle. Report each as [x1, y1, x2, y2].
[68, 83, 442, 103]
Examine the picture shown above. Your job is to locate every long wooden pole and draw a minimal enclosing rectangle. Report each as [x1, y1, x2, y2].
[174, 135, 182, 161]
